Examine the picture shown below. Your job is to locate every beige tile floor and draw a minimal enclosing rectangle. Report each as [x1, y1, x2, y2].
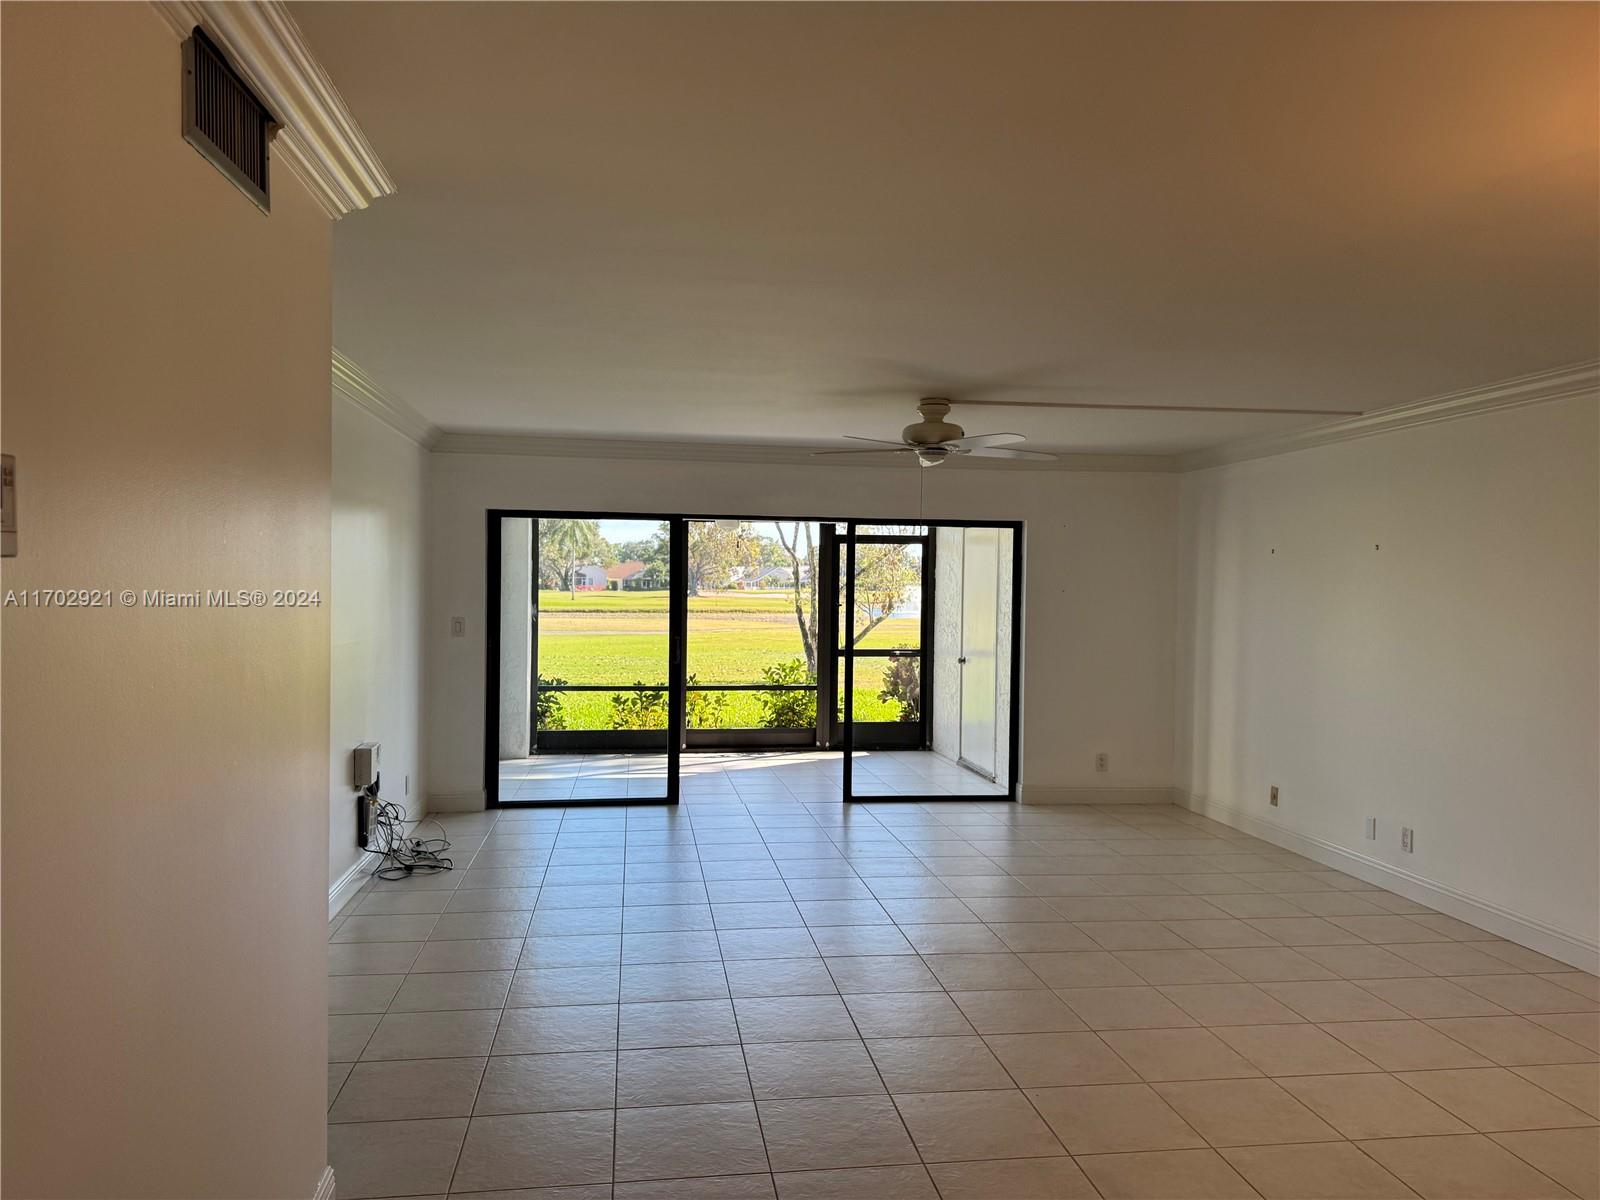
[328, 801, 1599, 1199]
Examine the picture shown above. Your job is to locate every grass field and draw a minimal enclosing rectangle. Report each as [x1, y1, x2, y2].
[535, 589, 918, 728]
[538, 590, 794, 613]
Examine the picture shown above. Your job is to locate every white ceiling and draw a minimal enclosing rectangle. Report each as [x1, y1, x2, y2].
[293, 2, 1599, 456]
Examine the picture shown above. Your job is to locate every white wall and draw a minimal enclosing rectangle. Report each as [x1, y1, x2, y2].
[1176, 395, 1600, 967]
[2, 4, 333, 1194]
[426, 452, 1178, 805]
[331, 398, 428, 899]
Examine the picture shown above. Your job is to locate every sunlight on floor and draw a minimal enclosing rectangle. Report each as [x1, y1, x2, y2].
[498, 750, 1007, 802]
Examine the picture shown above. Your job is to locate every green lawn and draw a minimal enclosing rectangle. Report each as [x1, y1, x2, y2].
[534, 589, 918, 729]
[538, 589, 795, 613]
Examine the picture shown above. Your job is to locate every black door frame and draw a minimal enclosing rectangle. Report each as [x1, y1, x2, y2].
[838, 521, 1023, 803]
[485, 509, 1024, 806]
[486, 509, 685, 806]
[682, 518, 833, 753]
[828, 527, 935, 754]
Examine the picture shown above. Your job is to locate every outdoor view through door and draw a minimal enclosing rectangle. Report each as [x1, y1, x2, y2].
[488, 512, 1019, 805]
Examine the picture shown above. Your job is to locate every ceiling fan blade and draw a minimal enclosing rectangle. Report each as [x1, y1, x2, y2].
[941, 432, 1025, 451]
[964, 446, 1059, 461]
[842, 434, 914, 448]
[812, 447, 915, 456]
[958, 398, 1364, 416]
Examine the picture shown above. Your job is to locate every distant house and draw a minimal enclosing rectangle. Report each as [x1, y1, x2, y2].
[742, 565, 796, 588]
[572, 564, 608, 590]
[606, 560, 667, 590]
[606, 560, 646, 588]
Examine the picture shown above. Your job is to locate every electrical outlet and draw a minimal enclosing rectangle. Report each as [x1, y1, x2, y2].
[1401, 826, 1414, 853]
[1269, 785, 1279, 807]
[1365, 816, 1377, 840]
[450, 616, 466, 637]
[1094, 752, 1109, 773]
[404, 773, 410, 797]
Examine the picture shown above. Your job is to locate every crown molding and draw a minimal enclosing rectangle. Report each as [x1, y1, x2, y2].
[326, 357, 1597, 473]
[324, 354, 1171, 469]
[332, 350, 438, 447]
[150, 1, 395, 219]
[1179, 360, 1600, 473]
[429, 430, 1177, 473]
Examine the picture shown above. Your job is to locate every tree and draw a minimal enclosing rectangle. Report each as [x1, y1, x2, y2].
[614, 523, 669, 578]
[536, 555, 562, 591]
[849, 541, 920, 646]
[540, 518, 609, 598]
[774, 521, 820, 674]
[772, 523, 919, 677]
[752, 537, 788, 570]
[688, 521, 756, 596]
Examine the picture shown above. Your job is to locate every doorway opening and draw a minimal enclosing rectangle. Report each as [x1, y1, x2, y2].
[486, 511, 1020, 804]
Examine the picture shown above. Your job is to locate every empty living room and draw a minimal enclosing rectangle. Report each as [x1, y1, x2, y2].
[3, 2, 1597, 1198]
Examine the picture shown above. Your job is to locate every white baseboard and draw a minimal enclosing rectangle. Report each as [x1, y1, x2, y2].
[313, 1165, 336, 1200]
[429, 789, 487, 812]
[328, 857, 369, 923]
[1178, 790, 1600, 974]
[328, 790, 441, 921]
[1022, 785, 1178, 805]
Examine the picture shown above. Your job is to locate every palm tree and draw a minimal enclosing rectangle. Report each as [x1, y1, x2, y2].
[541, 518, 608, 598]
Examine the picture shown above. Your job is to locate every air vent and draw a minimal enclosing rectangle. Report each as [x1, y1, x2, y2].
[182, 27, 277, 212]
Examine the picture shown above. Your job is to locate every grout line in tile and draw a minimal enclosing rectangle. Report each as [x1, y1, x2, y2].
[332, 799, 1597, 1198]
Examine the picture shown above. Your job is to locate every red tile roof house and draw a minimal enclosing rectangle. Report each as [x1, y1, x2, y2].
[604, 560, 656, 590]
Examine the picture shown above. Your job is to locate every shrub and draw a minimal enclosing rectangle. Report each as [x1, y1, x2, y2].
[685, 674, 730, 730]
[610, 683, 668, 730]
[600, 676, 729, 730]
[879, 656, 920, 723]
[758, 658, 817, 728]
[534, 675, 568, 730]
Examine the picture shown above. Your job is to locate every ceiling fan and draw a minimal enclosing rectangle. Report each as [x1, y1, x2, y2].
[812, 398, 1057, 468]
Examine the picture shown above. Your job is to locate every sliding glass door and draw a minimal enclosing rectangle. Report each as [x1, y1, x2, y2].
[487, 511, 1021, 805]
[489, 512, 684, 804]
[682, 519, 824, 750]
